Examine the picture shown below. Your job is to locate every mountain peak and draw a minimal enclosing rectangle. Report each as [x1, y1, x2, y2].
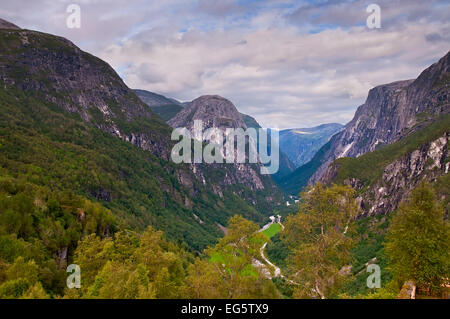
[168, 94, 246, 131]
[0, 18, 20, 30]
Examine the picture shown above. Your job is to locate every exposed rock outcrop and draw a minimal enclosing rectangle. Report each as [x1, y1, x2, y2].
[367, 134, 448, 215]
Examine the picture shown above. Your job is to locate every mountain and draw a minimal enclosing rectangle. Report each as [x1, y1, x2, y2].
[133, 89, 184, 121]
[133, 89, 183, 107]
[168, 95, 286, 195]
[280, 51, 449, 195]
[169, 95, 247, 130]
[0, 20, 281, 251]
[0, 23, 172, 158]
[279, 123, 343, 167]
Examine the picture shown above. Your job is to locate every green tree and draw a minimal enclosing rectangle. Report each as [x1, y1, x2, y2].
[20, 282, 50, 299]
[385, 182, 450, 295]
[68, 227, 188, 299]
[284, 184, 358, 298]
[187, 215, 280, 299]
[87, 261, 155, 299]
[0, 256, 49, 298]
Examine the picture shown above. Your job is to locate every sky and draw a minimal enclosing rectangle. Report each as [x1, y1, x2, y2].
[1, 0, 449, 129]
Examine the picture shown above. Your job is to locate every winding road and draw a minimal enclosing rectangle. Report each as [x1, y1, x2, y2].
[256, 220, 300, 285]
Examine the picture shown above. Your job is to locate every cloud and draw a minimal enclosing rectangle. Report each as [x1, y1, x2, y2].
[196, 0, 243, 17]
[1, 0, 449, 128]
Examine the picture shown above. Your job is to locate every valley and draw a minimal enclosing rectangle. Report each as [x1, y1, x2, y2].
[0, 15, 448, 300]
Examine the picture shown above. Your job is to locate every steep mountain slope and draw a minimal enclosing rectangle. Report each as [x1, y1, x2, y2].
[0, 21, 277, 250]
[281, 51, 449, 195]
[133, 89, 184, 121]
[279, 123, 343, 167]
[0, 24, 171, 158]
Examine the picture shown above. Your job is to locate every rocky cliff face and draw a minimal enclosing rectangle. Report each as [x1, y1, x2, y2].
[316, 51, 449, 216]
[311, 51, 450, 184]
[0, 25, 171, 159]
[365, 134, 448, 215]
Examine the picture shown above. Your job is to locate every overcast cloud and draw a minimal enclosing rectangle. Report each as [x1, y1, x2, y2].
[1, 0, 449, 128]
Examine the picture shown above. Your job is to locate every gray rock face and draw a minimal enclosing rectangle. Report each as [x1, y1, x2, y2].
[313, 51, 450, 184]
[169, 95, 248, 132]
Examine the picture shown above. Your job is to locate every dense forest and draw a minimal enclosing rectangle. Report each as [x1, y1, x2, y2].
[1, 156, 448, 298]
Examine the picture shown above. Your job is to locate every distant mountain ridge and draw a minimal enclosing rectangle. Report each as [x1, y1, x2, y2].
[134, 89, 184, 122]
[133, 89, 183, 107]
[279, 123, 343, 168]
